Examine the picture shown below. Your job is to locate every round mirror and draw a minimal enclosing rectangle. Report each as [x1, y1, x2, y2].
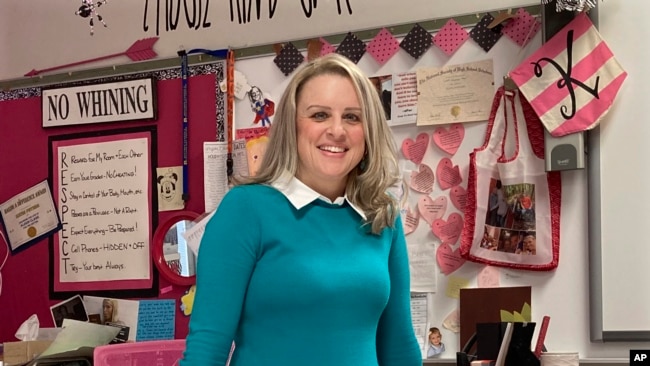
[153, 211, 200, 286]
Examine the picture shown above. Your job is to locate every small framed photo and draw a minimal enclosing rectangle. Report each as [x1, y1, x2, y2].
[50, 295, 89, 328]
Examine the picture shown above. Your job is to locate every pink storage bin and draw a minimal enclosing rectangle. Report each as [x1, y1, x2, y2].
[93, 339, 186, 366]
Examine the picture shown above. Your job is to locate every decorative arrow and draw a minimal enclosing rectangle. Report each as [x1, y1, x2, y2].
[24, 37, 159, 77]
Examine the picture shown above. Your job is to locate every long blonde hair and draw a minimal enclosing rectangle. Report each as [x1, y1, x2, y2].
[102, 298, 119, 323]
[237, 54, 400, 234]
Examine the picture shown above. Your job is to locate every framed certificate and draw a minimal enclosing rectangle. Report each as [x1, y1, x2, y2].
[0, 179, 61, 253]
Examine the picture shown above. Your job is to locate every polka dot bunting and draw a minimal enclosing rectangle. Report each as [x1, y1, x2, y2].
[273, 42, 305, 76]
[399, 23, 432, 59]
[433, 19, 469, 56]
[469, 14, 503, 52]
[336, 32, 367, 64]
[319, 37, 336, 57]
[502, 8, 541, 47]
[366, 28, 400, 65]
[262, 14, 536, 77]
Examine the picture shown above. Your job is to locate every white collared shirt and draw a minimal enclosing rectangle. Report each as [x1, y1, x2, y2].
[270, 173, 366, 220]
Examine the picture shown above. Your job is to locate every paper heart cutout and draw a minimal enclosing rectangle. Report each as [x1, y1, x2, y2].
[450, 185, 468, 212]
[477, 265, 500, 288]
[401, 133, 429, 165]
[418, 195, 448, 225]
[436, 158, 463, 190]
[402, 207, 419, 235]
[436, 242, 466, 275]
[432, 123, 465, 155]
[408, 164, 435, 194]
[431, 212, 464, 244]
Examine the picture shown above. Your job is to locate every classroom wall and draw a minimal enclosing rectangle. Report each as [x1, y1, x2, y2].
[0, 0, 538, 81]
[0, 0, 647, 362]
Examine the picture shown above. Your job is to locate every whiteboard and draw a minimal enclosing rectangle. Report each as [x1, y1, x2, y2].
[589, 1, 650, 343]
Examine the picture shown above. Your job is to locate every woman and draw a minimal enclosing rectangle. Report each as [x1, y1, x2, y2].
[102, 298, 122, 325]
[181, 54, 421, 365]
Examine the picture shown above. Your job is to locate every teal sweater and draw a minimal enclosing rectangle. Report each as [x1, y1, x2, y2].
[181, 184, 421, 366]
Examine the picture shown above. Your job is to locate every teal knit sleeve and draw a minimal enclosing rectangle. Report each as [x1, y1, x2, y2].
[181, 187, 260, 366]
[376, 214, 422, 366]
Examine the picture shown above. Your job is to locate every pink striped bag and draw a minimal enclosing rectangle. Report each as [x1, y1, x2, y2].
[509, 13, 627, 137]
[460, 87, 562, 271]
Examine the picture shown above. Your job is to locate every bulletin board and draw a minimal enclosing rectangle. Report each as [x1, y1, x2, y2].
[0, 61, 225, 342]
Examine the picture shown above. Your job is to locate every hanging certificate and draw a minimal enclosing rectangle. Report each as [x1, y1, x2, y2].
[0, 179, 61, 253]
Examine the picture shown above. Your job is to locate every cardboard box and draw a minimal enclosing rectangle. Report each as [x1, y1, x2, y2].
[2, 341, 52, 366]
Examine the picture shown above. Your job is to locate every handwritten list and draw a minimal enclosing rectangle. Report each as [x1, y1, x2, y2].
[136, 299, 175, 341]
[56, 137, 151, 284]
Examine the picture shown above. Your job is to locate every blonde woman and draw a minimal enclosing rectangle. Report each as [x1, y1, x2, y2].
[182, 54, 420, 365]
[102, 299, 124, 325]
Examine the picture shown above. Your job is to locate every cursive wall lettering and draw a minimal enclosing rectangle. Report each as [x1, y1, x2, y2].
[142, 0, 353, 34]
[143, 0, 212, 35]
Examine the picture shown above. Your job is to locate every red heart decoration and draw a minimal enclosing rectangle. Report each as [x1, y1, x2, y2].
[432, 123, 465, 155]
[402, 206, 419, 235]
[436, 242, 466, 275]
[450, 185, 468, 212]
[401, 133, 429, 165]
[436, 158, 463, 190]
[408, 164, 435, 194]
[418, 195, 447, 225]
[431, 212, 464, 244]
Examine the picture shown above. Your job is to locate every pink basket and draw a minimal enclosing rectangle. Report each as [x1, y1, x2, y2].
[93, 339, 186, 366]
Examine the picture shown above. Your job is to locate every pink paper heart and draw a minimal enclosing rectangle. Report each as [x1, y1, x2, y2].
[432, 123, 465, 155]
[477, 265, 500, 288]
[431, 212, 464, 244]
[401, 133, 429, 165]
[436, 242, 466, 275]
[408, 164, 434, 194]
[418, 195, 448, 225]
[402, 207, 419, 235]
[436, 158, 462, 190]
[450, 185, 468, 212]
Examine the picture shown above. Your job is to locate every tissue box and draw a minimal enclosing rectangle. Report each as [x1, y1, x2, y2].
[93, 339, 186, 365]
[2, 341, 52, 366]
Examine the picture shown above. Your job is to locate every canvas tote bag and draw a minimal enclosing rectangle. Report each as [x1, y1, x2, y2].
[460, 87, 561, 271]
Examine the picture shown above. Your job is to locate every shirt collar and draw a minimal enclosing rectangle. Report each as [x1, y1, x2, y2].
[270, 173, 366, 220]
